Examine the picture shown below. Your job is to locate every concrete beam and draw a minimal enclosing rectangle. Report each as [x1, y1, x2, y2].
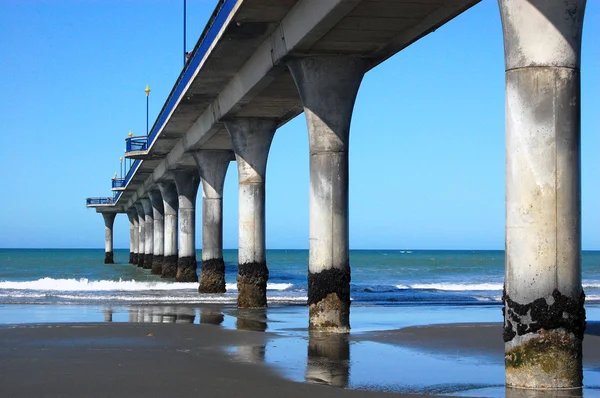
[140, 197, 154, 270]
[499, 0, 587, 389]
[101, 213, 116, 264]
[158, 181, 179, 278]
[192, 150, 234, 294]
[173, 169, 201, 282]
[288, 55, 367, 332]
[226, 119, 277, 308]
[126, 209, 138, 265]
[148, 189, 165, 276]
[134, 202, 145, 268]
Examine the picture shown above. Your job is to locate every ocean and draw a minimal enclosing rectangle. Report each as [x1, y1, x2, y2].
[1, 249, 600, 307]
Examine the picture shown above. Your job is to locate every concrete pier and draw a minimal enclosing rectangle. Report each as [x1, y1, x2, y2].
[225, 119, 277, 308]
[126, 209, 138, 264]
[192, 150, 234, 293]
[140, 197, 154, 270]
[173, 169, 200, 282]
[101, 212, 116, 264]
[134, 203, 145, 268]
[288, 56, 366, 331]
[148, 189, 165, 275]
[499, 0, 587, 389]
[158, 181, 178, 278]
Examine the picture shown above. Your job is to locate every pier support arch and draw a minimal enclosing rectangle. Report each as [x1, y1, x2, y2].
[193, 150, 234, 294]
[499, 0, 587, 389]
[158, 181, 179, 278]
[225, 119, 277, 308]
[288, 56, 367, 332]
[173, 169, 201, 282]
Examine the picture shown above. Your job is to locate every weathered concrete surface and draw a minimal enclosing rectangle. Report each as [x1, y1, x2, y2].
[140, 198, 154, 270]
[173, 169, 200, 282]
[134, 203, 145, 268]
[101, 213, 116, 264]
[158, 181, 178, 278]
[148, 189, 165, 275]
[499, 0, 587, 389]
[225, 119, 277, 308]
[288, 56, 366, 331]
[126, 209, 138, 264]
[193, 150, 233, 293]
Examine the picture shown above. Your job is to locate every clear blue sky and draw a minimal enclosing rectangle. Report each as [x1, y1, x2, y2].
[0, 1, 598, 250]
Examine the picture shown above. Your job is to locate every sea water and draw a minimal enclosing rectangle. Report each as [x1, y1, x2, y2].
[1, 249, 600, 306]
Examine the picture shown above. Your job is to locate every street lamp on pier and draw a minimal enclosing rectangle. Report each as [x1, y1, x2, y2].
[145, 85, 151, 136]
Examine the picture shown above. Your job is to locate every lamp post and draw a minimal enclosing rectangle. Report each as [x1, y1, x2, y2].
[120, 157, 123, 179]
[183, 0, 187, 66]
[145, 86, 151, 136]
[128, 131, 133, 169]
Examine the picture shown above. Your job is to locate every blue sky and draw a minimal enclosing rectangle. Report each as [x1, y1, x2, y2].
[0, 1, 598, 250]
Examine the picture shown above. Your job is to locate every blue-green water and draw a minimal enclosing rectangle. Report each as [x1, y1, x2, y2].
[1, 249, 599, 306]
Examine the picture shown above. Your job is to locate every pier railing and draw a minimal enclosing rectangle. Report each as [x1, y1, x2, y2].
[111, 178, 126, 189]
[140, 0, 236, 155]
[86, 197, 115, 206]
[125, 136, 148, 153]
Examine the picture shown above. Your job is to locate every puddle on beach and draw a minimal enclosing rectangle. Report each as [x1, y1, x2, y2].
[2, 303, 600, 397]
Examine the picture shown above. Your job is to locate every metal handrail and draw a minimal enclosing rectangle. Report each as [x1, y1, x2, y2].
[91, 0, 237, 209]
[144, 0, 236, 153]
[125, 136, 149, 152]
[86, 197, 114, 205]
[112, 178, 126, 189]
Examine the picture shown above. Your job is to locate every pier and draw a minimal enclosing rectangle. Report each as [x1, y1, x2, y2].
[87, 0, 588, 390]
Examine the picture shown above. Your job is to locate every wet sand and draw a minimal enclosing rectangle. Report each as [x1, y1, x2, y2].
[362, 322, 600, 368]
[0, 322, 421, 398]
[1, 306, 600, 397]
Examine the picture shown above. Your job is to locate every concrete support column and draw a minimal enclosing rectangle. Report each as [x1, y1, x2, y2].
[158, 181, 179, 278]
[127, 209, 138, 264]
[148, 189, 165, 276]
[101, 212, 116, 264]
[288, 56, 366, 331]
[173, 169, 200, 282]
[140, 197, 153, 270]
[499, 0, 587, 389]
[192, 150, 234, 293]
[225, 119, 277, 308]
[134, 203, 145, 268]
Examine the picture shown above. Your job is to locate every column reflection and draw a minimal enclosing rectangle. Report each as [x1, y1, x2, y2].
[306, 332, 350, 388]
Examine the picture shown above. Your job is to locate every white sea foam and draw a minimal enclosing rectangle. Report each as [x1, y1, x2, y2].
[0, 278, 197, 291]
[225, 282, 293, 291]
[396, 283, 503, 291]
[0, 278, 294, 292]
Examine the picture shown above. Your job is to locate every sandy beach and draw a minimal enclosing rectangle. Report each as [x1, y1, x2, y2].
[1, 305, 600, 397]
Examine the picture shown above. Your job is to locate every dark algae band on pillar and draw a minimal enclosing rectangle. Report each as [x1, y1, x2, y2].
[199, 258, 226, 293]
[137, 256, 144, 268]
[237, 262, 268, 308]
[503, 289, 586, 343]
[104, 251, 114, 264]
[143, 254, 153, 270]
[176, 257, 198, 282]
[162, 255, 178, 278]
[151, 255, 164, 276]
[503, 289, 586, 389]
[308, 268, 351, 330]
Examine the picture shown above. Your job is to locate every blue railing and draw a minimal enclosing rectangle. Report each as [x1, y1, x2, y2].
[86, 197, 114, 205]
[112, 178, 126, 189]
[144, 0, 237, 153]
[125, 136, 148, 152]
[99, 0, 236, 208]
